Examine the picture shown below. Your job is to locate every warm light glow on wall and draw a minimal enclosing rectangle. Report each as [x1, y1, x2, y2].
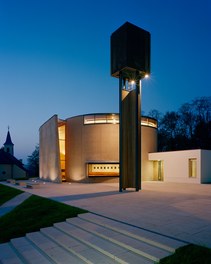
[58, 125, 65, 140]
[84, 114, 157, 128]
[141, 117, 157, 128]
[84, 114, 120, 125]
[58, 125, 65, 180]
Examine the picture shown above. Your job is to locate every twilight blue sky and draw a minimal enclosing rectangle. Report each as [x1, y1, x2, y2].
[0, 0, 210, 162]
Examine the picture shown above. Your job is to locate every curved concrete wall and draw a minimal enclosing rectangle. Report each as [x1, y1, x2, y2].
[65, 116, 119, 182]
[65, 115, 157, 182]
[39, 114, 157, 183]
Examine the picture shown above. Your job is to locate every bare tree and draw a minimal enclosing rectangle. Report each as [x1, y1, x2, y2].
[179, 103, 196, 139]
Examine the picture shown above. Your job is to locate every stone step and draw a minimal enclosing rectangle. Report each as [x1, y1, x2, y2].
[66, 217, 169, 262]
[79, 213, 186, 251]
[0, 213, 186, 264]
[41, 226, 118, 264]
[10, 237, 52, 264]
[0, 242, 23, 264]
[55, 221, 154, 264]
[26, 231, 84, 263]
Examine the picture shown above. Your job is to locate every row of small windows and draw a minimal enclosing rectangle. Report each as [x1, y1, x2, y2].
[84, 114, 157, 128]
[84, 114, 119, 125]
[87, 163, 119, 176]
[141, 117, 157, 128]
[93, 166, 119, 170]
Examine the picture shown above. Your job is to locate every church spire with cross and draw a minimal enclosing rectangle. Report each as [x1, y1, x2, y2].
[3, 127, 14, 156]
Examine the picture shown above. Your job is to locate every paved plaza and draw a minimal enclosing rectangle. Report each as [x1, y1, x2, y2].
[3, 180, 211, 248]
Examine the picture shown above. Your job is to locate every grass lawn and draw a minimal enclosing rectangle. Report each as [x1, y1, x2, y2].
[0, 183, 23, 206]
[0, 194, 88, 243]
[159, 244, 211, 264]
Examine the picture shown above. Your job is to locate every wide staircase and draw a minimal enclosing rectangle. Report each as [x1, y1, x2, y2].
[0, 213, 187, 264]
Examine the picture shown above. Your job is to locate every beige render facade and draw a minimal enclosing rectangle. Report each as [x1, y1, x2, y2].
[39, 113, 157, 183]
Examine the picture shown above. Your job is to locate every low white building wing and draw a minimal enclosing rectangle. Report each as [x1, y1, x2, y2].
[149, 149, 211, 184]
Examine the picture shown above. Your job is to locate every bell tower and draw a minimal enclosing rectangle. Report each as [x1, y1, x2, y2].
[4, 127, 14, 156]
[110, 22, 150, 191]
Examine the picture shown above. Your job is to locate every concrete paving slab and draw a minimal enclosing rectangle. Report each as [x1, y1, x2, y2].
[2, 181, 211, 248]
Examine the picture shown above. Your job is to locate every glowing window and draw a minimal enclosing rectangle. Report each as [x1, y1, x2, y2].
[84, 114, 119, 125]
[84, 115, 94, 124]
[83, 114, 157, 127]
[95, 115, 106, 124]
[58, 124, 66, 181]
[107, 114, 119, 124]
[141, 117, 157, 128]
[87, 163, 119, 177]
[189, 159, 197, 178]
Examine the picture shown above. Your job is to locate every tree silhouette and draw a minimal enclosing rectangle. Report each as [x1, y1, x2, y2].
[27, 145, 39, 177]
[148, 96, 211, 151]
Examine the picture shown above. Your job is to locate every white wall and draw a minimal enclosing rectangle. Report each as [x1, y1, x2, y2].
[149, 150, 202, 183]
[141, 126, 157, 181]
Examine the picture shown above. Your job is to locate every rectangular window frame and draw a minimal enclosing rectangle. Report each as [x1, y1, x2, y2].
[87, 163, 119, 177]
[189, 158, 197, 178]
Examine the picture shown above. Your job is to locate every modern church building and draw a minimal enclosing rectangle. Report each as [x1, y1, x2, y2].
[40, 113, 211, 184]
[39, 21, 211, 185]
[39, 113, 157, 183]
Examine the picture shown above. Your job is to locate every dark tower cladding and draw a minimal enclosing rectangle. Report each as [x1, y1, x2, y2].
[111, 21, 150, 78]
[110, 22, 151, 192]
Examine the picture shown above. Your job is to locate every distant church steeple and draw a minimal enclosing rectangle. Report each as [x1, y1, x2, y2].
[4, 127, 14, 156]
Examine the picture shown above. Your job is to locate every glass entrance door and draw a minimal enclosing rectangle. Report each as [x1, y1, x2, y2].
[153, 160, 164, 181]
